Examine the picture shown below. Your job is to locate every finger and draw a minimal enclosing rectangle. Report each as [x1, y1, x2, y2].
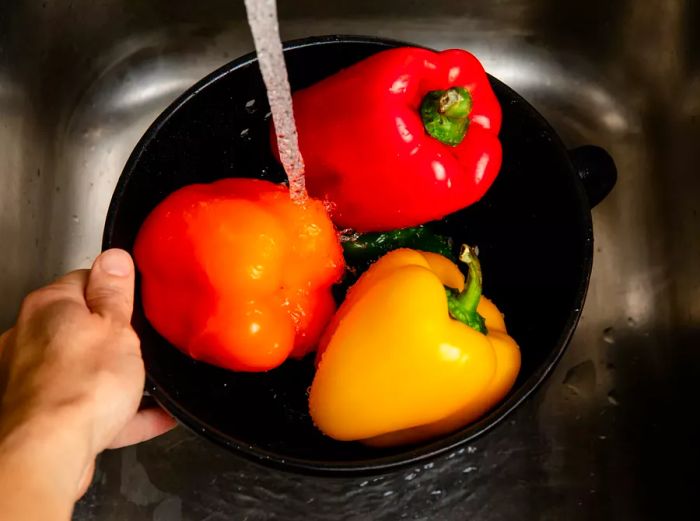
[75, 460, 95, 499]
[107, 407, 177, 449]
[0, 328, 14, 397]
[20, 271, 90, 315]
[46, 270, 90, 303]
[85, 249, 135, 325]
[0, 328, 12, 353]
[52, 269, 90, 290]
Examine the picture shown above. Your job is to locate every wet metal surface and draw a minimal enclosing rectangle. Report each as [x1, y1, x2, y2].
[1, 1, 699, 519]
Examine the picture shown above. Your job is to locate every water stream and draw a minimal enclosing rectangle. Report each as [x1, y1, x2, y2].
[244, 0, 307, 203]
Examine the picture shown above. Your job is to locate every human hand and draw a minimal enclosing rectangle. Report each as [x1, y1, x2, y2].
[0, 249, 175, 519]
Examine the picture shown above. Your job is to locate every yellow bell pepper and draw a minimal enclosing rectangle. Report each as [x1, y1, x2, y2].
[309, 245, 520, 445]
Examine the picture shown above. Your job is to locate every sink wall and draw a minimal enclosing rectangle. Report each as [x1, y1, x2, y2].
[1, 1, 699, 519]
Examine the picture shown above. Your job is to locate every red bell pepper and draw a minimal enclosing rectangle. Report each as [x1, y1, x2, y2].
[273, 47, 502, 232]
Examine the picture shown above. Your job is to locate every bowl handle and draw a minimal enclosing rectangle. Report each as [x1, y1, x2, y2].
[569, 145, 617, 208]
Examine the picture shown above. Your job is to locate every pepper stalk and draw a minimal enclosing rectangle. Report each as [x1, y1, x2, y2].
[446, 244, 487, 334]
[420, 86, 473, 146]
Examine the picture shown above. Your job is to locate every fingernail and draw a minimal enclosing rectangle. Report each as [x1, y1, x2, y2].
[98, 249, 132, 277]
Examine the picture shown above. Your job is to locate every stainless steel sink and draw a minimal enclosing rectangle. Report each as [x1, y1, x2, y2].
[2, 1, 699, 519]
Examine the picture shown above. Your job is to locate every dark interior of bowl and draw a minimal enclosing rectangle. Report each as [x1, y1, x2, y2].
[103, 36, 592, 474]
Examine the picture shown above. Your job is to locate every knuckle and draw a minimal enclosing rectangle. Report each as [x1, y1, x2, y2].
[92, 355, 143, 396]
[116, 326, 140, 348]
[91, 366, 122, 395]
[125, 327, 140, 346]
[87, 287, 130, 312]
[19, 288, 51, 316]
[19, 285, 80, 319]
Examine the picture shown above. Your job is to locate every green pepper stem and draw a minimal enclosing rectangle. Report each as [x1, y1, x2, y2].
[341, 225, 454, 264]
[420, 86, 472, 146]
[456, 245, 482, 313]
[445, 244, 487, 334]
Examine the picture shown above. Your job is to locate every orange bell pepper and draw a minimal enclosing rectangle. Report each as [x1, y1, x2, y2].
[309, 245, 520, 444]
[134, 178, 344, 372]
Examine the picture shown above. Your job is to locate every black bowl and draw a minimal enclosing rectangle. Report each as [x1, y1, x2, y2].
[103, 35, 616, 475]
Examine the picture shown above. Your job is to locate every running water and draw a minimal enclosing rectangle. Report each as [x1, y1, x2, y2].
[244, 0, 307, 203]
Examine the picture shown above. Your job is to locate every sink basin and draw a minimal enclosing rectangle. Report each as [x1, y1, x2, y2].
[2, 1, 698, 519]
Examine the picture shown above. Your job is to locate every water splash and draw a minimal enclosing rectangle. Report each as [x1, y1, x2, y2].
[244, 0, 307, 203]
[602, 326, 616, 344]
[245, 98, 257, 114]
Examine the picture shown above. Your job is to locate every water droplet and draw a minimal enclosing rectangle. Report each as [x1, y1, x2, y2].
[563, 360, 597, 397]
[598, 435, 607, 440]
[627, 316, 637, 327]
[602, 327, 615, 344]
[323, 199, 337, 214]
[462, 466, 478, 473]
[383, 490, 394, 497]
[607, 391, 619, 406]
[467, 446, 477, 454]
[71, 214, 79, 223]
[430, 489, 443, 496]
[240, 128, 251, 141]
[245, 99, 257, 113]
[359, 480, 369, 487]
[423, 462, 434, 470]
[404, 472, 417, 481]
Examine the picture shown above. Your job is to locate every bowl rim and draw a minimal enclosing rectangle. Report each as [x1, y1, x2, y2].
[103, 34, 594, 476]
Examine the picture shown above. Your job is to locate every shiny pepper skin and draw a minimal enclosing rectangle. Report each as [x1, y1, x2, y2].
[134, 178, 344, 372]
[309, 248, 520, 444]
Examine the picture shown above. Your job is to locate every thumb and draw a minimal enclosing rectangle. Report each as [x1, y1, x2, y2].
[85, 249, 135, 324]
